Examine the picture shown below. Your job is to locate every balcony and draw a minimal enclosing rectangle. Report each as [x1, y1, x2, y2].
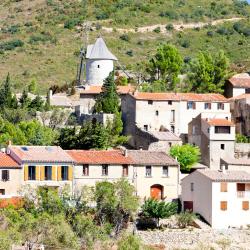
[237, 191, 250, 198]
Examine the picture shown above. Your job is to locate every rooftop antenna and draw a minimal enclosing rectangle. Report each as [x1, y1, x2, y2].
[76, 21, 90, 86]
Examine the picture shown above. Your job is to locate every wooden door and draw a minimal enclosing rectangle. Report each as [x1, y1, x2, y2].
[183, 201, 193, 212]
[150, 185, 163, 200]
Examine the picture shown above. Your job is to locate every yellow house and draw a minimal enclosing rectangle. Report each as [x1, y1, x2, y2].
[7, 146, 74, 191]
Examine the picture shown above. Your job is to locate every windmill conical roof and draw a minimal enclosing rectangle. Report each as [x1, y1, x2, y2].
[86, 37, 117, 61]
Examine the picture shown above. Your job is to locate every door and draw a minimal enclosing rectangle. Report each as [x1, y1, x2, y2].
[183, 201, 193, 212]
[150, 185, 163, 200]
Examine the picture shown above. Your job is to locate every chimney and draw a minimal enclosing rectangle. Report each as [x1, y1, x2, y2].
[124, 149, 128, 157]
[220, 164, 226, 174]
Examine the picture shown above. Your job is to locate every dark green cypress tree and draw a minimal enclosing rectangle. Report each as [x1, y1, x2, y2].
[0, 73, 14, 108]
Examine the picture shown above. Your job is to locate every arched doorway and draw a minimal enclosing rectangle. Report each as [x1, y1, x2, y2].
[150, 184, 164, 200]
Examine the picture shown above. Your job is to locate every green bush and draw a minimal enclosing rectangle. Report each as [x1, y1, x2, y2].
[117, 234, 141, 250]
[120, 34, 130, 42]
[236, 134, 249, 143]
[166, 23, 174, 31]
[176, 211, 197, 228]
[0, 39, 24, 52]
[153, 27, 161, 33]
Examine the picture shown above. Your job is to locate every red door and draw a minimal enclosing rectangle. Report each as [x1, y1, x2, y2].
[150, 185, 163, 200]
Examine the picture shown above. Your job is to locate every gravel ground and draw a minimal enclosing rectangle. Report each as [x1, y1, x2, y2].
[135, 219, 250, 250]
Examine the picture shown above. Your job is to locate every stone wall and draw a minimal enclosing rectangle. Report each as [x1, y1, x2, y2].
[235, 143, 250, 159]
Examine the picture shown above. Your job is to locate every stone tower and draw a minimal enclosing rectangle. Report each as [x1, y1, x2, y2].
[86, 37, 117, 86]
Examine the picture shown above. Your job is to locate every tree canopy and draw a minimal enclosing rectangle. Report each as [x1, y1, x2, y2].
[94, 71, 120, 113]
[147, 43, 183, 91]
[170, 144, 201, 172]
[187, 50, 230, 93]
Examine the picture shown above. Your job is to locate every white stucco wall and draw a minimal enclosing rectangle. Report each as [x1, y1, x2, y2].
[0, 168, 22, 197]
[86, 59, 114, 85]
[232, 88, 246, 97]
[181, 172, 213, 225]
[212, 182, 250, 229]
[73, 164, 179, 200]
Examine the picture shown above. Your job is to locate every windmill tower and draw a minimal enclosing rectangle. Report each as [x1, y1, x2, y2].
[85, 37, 117, 86]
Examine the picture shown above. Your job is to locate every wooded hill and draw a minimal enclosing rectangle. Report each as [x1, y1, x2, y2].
[1, 0, 250, 93]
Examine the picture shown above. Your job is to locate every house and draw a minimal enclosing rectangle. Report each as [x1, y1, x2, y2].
[86, 37, 117, 85]
[7, 145, 74, 191]
[0, 152, 21, 198]
[67, 149, 179, 200]
[181, 169, 250, 229]
[131, 128, 182, 151]
[220, 158, 250, 173]
[229, 93, 250, 137]
[76, 85, 134, 115]
[225, 73, 250, 98]
[188, 114, 235, 169]
[121, 92, 229, 144]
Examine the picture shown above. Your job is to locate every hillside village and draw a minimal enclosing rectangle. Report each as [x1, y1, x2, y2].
[1, 1, 250, 250]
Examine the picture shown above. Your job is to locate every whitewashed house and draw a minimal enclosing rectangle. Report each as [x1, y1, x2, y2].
[67, 149, 179, 201]
[86, 37, 117, 85]
[121, 92, 230, 144]
[181, 169, 250, 229]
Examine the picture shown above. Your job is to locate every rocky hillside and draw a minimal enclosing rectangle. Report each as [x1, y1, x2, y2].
[1, 0, 250, 93]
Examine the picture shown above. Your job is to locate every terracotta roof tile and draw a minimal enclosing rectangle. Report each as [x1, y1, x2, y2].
[79, 85, 135, 95]
[204, 118, 234, 126]
[0, 152, 20, 168]
[131, 92, 227, 102]
[229, 93, 250, 101]
[9, 146, 74, 163]
[66, 150, 133, 165]
[228, 73, 250, 88]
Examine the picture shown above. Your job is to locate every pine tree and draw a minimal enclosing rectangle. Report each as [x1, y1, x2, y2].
[0, 73, 14, 108]
[94, 71, 119, 113]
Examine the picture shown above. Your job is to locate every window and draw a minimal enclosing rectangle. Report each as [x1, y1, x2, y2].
[171, 110, 175, 122]
[221, 144, 225, 150]
[61, 166, 68, 180]
[215, 126, 230, 134]
[168, 142, 172, 147]
[191, 183, 194, 191]
[220, 201, 227, 211]
[162, 166, 169, 177]
[217, 103, 224, 110]
[122, 165, 128, 177]
[1, 170, 9, 181]
[97, 65, 100, 68]
[242, 201, 249, 211]
[207, 128, 210, 133]
[187, 101, 196, 110]
[204, 103, 211, 110]
[45, 166, 52, 180]
[192, 126, 196, 135]
[144, 125, 148, 131]
[145, 166, 152, 177]
[168, 100, 172, 105]
[102, 164, 108, 176]
[148, 100, 153, 105]
[171, 125, 175, 133]
[0, 189, 5, 195]
[28, 166, 36, 180]
[155, 110, 159, 116]
[220, 182, 227, 192]
[237, 183, 245, 191]
[83, 165, 89, 176]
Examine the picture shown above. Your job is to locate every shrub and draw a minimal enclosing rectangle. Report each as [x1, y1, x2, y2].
[176, 211, 197, 228]
[166, 23, 174, 31]
[0, 39, 24, 52]
[126, 50, 134, 57]
[207, 31, 214, 37]
[64, 18, 81, 29]
[236, 134, 249, 143]
[120, 34, 130, 42]
[153, 27, 161, 33]
[117, 234, 141, 250]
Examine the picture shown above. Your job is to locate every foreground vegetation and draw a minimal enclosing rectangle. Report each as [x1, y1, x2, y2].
[0, 1, 250, 92]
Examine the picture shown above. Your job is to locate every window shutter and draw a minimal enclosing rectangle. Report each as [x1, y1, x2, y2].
[35, 166, 40, 181]
[242, 201, 249, 211]
[57, 166, 61, 181]
[193, 102, 196, 109]
[222, 103, 224, 110]
[51, 166, 56, 180]
[40, 166, 45, 181]
[209, 103, 211, 109]
[220, 201, 227, 211]
[220, 182, 227, 192]
[24, 165, 28, 181]
[68, 166, 73, 181]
